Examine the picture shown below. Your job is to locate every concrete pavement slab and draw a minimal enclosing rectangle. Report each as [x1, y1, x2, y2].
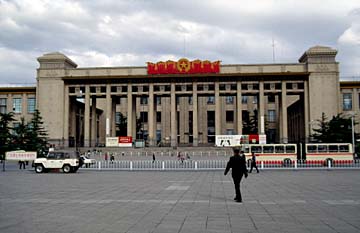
[1, 170, 360, 233]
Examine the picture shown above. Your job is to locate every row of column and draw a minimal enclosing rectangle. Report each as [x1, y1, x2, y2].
[73, 81, 291, 147]
[124, 81, 289, 147]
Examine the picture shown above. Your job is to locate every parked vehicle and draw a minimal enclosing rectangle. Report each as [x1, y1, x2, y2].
[33, 151, 80, 173]
[79, 155, 96, 167]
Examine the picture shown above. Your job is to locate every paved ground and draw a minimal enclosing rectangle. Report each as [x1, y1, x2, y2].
[1, 169, 360, 233]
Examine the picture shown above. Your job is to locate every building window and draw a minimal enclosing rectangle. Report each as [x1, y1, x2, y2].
[156, 112, 161, 123]
[27, 98, 36, 113]
[225, 96, 234, 104]
[267, 110, 276, 122]
[268, 95, 275, 103]
[13, 98, 22, 113]
[207, 96, 215, 104]
[226, 111, 234, 122]
[140, 96, 148, 105]
[253, 96, 258, 104]
[140, 112, 148, 123]
[156, 130, 161, 143]
[226, 129, 235, 135]
[343, 93, 352, 111]
[242, 96, 248, 104]
[176, 96, 180, 105]
[188, 96, 193, 105]
[156, 96, 161, 105]
[13, 122, 20, 134]
[0, 98, 6, 114]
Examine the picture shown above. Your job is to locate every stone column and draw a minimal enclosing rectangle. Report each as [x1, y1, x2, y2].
[84, 85, 90, 147]
[106, 84, 112, 137]
[148, 83, 155, 146]
[304, 80, 310, 142]
[170, 83, 177, 147]
[259, 81, 265, 134]
[193, 82, 198, 146]
[281, 81, 288, 143]
[63, 86, 69, 147]
[70, 98, 77, 146]
[7, 94, 13, 113]
[22, 93, 27, 116]
[353, 88, 358, 111]
[127, 84, 133, 137]
[111, 101, 116, 137]
[91, 97, 97, 146]
[215, 81, 221, 135]
[236, 81, 243, 135]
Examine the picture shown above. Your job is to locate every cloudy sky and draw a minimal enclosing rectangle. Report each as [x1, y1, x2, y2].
[0, 0, 359, 84]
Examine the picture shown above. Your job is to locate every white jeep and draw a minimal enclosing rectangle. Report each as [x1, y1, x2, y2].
[34, 151, 80, 173]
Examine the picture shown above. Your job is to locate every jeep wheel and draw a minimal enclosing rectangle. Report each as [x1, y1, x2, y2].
[35, 164, 44, 173]
[62, 164, 71, 173]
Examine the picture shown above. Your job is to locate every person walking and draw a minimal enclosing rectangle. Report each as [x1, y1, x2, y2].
[19, 160, 26, 170]
[249, 152, 259, 173]
[152, 153, 156, 163]
[224, 148, 248, 202]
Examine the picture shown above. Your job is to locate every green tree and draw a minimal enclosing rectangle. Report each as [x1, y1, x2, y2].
[243, 110, 258, 134]
[12, 117, 31, 151]
[311, 113, 357, 143]
[115, 112, 127, 136]
[0, 112, 15, 159]
[26, 110, 48, 155]
[136, 116, 144, 139]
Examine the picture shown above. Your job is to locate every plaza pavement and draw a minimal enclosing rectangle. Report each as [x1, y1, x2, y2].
[1, 168, 360, 233]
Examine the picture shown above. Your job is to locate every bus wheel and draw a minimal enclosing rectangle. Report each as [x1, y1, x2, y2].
[325, 158, 334, 166]
[283, 158, 292, 167]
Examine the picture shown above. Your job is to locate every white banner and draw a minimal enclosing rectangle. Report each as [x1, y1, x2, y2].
[106, 137, 119, 147]
[6, 151, 37, 161]
[215, 135, 241, 147]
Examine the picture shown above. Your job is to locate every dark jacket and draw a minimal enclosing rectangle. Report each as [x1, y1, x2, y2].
[224, 154, 248, 177]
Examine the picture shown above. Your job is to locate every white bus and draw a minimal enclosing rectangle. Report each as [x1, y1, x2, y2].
[305, 143, 353, 164]
[241, 144, 297, 164]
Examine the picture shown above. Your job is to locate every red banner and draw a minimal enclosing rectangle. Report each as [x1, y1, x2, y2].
[119, 136, 132, 143]
[147, 58, 220, 75]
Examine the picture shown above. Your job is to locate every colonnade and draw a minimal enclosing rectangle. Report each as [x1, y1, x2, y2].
[65, 80, 306, 147]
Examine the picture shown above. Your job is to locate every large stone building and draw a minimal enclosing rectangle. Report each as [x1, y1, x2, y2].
[1, 45, 359, 148]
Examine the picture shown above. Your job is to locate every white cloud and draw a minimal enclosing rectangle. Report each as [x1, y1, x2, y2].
[338, 26, 360, 45]
[0, 0, 359, 82]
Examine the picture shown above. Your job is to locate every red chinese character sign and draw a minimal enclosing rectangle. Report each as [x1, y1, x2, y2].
[147, 58, 220, 75]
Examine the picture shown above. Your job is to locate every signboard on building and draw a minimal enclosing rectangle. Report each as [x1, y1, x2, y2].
[215, 134, 267, 147]
[147, 58, 220, 75]
[5, 151, 37, 161]
[106, 137, 119, 147]
[119, 136, 132, 147]
[215, 135, 240, 147]
[106, 137, 133, 147]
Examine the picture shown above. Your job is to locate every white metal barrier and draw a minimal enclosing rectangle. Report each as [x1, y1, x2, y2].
[83, 159, 360, 171]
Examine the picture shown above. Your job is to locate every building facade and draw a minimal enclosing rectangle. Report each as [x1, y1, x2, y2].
[2, 45, 356, 148]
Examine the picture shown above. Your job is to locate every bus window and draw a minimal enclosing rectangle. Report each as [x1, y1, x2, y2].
[328, 145, 338, 152]
[339, 145, 349, 152]
[307, 145, 317, 153]
[263, 146, 274, 153]
[275, 145, 284, 153]
[285, 145, 295, 153]
[242, 147, 250, 153]
[318, 145, 327, 152]
[251, 146, 262, 153]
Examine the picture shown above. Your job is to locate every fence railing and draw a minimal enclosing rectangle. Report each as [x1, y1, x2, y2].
[81, 159, 360, 171]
